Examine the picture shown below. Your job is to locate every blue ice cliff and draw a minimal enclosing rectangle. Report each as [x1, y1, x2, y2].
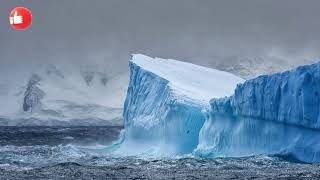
[120, 54, 320, 163]
[120, 54, 243, 156]
[196, 63, 320, 163]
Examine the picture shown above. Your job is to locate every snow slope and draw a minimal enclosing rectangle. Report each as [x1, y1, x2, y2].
[196, 63, 320, 163]
[120, 54, 243, 155]
[0, 63, 128, 126]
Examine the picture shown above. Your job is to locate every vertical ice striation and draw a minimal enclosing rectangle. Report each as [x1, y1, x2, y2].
[121, 54, 243, 156]
[231, 64, 320, 129]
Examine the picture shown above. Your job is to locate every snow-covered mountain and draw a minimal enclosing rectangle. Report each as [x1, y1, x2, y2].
[0, 62, 128, 126]
[118, 54, 320, 163]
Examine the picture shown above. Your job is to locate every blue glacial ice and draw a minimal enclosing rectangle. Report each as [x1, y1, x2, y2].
[120, 54, 243, 156]
[120, 54, 320, 163]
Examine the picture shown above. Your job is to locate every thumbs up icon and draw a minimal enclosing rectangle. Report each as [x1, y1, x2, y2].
[10, 11, 23, 25]
[9, 7, 32, 30]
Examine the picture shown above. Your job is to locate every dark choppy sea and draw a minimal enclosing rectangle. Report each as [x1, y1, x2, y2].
[0, 126, 319, 180]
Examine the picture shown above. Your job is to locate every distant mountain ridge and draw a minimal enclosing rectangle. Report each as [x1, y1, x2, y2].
[196, 55, 318, 79]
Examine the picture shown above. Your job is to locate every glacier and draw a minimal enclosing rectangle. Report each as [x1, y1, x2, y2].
[120, 54, 320, 163]
[120, 54, 243, 155]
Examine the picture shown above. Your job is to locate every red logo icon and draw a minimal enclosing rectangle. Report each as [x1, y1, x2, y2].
[9, 7, 32, 30]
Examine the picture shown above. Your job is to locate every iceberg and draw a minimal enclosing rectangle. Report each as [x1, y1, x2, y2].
[121, 54, 244, 155]
[120, 54, 320, 163]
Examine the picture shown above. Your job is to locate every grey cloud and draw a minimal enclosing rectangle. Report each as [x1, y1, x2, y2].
[0, 0, 319, 71]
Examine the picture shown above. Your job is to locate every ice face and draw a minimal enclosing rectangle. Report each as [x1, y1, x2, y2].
[120, 54, 243, 156]
[196, 63, 320, 163]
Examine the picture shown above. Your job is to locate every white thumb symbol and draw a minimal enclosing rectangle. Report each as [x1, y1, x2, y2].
[10, 11, 23, 25]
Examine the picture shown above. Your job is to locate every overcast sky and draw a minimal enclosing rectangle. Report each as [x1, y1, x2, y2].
[0, 0, 319, 72]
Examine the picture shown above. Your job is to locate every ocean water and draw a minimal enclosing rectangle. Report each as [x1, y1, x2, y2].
[0, 126, 319, 179]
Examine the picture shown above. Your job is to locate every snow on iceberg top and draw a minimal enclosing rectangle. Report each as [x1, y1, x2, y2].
[130, 54, 244, 105]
